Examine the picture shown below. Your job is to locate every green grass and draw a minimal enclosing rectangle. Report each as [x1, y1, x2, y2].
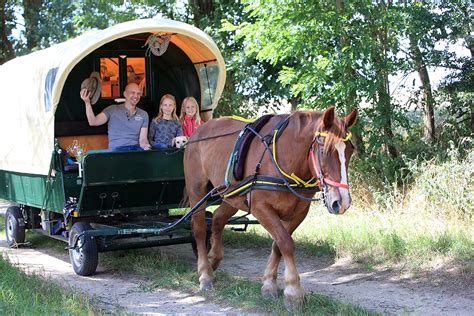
[217, 149, 474, 273]
[0, 216, 104, 315]
[0, 255, 103, 315]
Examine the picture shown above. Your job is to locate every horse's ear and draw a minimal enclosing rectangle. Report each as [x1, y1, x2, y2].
[344, 108, 358, 128]
[323, 106, 335, 130]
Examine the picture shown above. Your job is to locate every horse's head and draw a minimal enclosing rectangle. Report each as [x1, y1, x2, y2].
[309, 107, 358, 215]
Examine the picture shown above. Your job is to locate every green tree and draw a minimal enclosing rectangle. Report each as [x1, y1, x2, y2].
[0, 0, 17, 64]
[235, 1, 407, 159]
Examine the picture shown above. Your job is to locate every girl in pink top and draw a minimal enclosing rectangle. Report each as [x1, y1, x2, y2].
[179, 96, 202, 137]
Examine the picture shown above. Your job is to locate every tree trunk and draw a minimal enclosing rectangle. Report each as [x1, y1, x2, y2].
[375, 7, 398, 159]
[0, 0, 16, 64]
[378, 76, 399, 159]
[190, 0, 214, 28]
[290, 95, 299, 111]
[22, 0, 43, 50]
[336, 0, 365, 156]
[409, 35, 436, 142]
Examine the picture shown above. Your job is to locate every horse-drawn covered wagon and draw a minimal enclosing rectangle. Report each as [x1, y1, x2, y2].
[0, 18, 229, 275]
[1, 16, 359, 310]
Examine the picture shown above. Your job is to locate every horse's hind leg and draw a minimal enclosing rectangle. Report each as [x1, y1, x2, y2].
[190, 200, 215, 291]
[208, 202, 238, 270]
[262, 241, 282, 299]
[187, 175, 216, 291]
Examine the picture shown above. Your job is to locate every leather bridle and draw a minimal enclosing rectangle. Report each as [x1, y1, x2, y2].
[309, 131, 353, 192]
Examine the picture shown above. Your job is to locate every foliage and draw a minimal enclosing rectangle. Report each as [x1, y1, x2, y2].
[406, 146, 474, 219]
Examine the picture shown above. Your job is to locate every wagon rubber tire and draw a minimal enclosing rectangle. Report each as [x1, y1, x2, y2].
[5, 206, 26, 247]
[69, 222, 98, 276]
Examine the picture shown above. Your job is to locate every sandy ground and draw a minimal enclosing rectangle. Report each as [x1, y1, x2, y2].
[1, 203, 473, 315]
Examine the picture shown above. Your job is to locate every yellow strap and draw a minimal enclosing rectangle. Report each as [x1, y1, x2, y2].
[272, 131, 317, 188]
[222, 115, 256, 123]
[314, 130, 352, 142]
[314, 131, 329, 137]
[342, 131, 352, 142]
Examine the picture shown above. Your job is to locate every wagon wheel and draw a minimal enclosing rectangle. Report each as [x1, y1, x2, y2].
[191, 211, 213, 258]
[5, 206, 26, 247]
[69, 222, 98, 276]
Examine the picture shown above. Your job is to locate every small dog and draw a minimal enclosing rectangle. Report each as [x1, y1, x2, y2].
[172, 136, 188, 149]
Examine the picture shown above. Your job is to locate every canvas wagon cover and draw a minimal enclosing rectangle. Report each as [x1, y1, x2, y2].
[0, 18, 225, 176]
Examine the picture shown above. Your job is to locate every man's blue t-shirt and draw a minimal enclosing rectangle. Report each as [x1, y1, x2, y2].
[103, 103, 149, 149]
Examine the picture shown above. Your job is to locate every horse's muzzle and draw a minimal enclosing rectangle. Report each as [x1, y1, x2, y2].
[325, 193, 351, 215]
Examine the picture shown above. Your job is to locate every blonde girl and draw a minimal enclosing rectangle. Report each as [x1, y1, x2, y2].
[179, 96, 202, 137]
[148, 94, 183, 149]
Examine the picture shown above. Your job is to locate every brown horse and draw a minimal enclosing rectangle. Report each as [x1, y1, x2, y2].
[184, 106, 357, 309]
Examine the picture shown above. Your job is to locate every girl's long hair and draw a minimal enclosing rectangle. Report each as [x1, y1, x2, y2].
[179, 96, 202, 125]
[155, 94, 179, 122]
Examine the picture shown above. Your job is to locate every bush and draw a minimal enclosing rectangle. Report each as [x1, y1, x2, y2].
[406, 145, 473, 219]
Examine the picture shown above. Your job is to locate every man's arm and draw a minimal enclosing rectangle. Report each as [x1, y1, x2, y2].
[80, 89, 108, 126]
[139, 127, 151, 150]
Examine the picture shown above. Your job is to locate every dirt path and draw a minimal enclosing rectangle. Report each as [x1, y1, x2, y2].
[160, 245, 473, 315]
[1, 204, 473, 315]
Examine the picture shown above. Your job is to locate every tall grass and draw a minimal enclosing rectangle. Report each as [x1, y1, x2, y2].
[225, 147, 473, 272]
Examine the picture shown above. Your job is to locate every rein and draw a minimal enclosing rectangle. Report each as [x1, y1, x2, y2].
[186, 129, 241, 146]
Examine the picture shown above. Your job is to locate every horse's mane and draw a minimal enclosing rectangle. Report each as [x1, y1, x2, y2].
[316, 114, 347, 154]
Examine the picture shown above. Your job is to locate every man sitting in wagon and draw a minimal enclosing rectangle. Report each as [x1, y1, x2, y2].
[80, 74, 151, 151]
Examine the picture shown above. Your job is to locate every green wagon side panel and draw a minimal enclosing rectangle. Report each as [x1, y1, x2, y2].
[0, 168, 65, 212]
[76, 149, 186, 216]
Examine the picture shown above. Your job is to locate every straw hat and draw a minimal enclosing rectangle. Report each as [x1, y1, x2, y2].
[80, 72, 102, 104]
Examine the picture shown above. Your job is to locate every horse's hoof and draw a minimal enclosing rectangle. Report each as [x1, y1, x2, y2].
[200, 280, 214, 291]
[261, 284, 280, 299]
[284, 286, 305, 311]
[284, 295, 304, 312]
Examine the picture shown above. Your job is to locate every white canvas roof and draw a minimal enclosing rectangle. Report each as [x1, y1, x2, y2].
[0, 18, 226, 176]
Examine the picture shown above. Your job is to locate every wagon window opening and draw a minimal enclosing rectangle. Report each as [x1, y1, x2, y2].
[196, 62, 219, 110]
[100, 58, 120, 98]
[126, 57, 146, 96]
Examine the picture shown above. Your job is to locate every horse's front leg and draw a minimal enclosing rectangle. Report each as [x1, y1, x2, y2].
[191, 206, 214, 291]
[208, 202, 238, 270]
[253, 208, 306, 310]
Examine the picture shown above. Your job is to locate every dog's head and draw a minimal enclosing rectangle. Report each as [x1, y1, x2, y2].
[172, 136, 188, 149]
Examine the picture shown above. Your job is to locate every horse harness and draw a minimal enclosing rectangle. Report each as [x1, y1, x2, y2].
[222, 115, 314, 203]
[218, 115, 354, 206]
